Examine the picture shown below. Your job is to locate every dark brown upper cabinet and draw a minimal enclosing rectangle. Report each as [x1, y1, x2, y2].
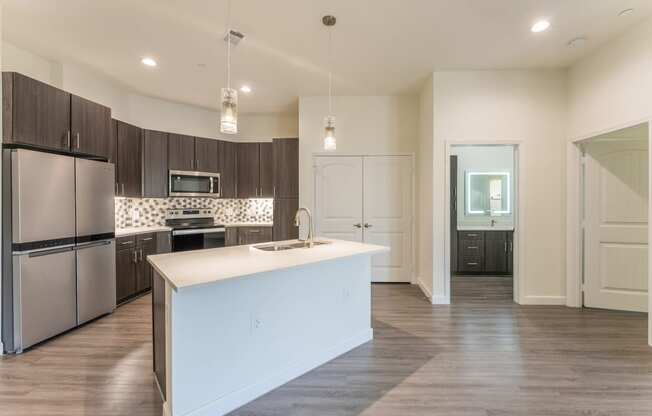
[236, 143, 261, 198]
[2, 72, 71, 152]
[194, 137, 219, 173]
[108, 119, 118, 166]
[218, 140, 237, 198]
[272, 138, 299, 198]
[116, 120, 142, 198]
[143, 130, 169, 198]
[259, 142, 274, 197]
[70, 94, 111, 159]
[168, 133, 195, 171]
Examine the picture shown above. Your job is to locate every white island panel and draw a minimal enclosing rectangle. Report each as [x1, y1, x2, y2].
[167, 255, 373, 416]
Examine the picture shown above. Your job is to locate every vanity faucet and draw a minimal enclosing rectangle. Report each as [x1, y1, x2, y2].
[294, 207, 315, 248]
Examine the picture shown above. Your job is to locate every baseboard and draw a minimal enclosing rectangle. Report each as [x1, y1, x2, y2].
[415, 277, 432, 300]
[185, 328, 374, 416]
[519, 295, 567, 305]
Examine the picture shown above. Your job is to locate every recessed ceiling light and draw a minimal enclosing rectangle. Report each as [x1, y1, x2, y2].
[618, 8, 634, 17]
[531, 20, 551, 33]
[567, 37, 587, 48]
[141, 57, 157, 67]
[240, 85, 252, 93]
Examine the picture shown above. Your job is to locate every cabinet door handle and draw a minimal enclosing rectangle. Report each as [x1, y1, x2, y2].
[196, 159, 200, 169]
[467, 262, 478, 266]
[139, 249, 143, 261]
[467, 246, 478, 249]
[249, 230, 261, 233]
[504, 241, 507, 252]
[66, 130, 71, 148]
[120, 240, 133, 245]
[121, 183, 125, 195]
[353, 223, 362, 228]
[75, 132, 81, 149]
[364, 223, 372, 228]
[273, 186, 276, 198]
[132, 250, 138, 263]
[467, 233, 478, 237]
[142, 237, 153, 241]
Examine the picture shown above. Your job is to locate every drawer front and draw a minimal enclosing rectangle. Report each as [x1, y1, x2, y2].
[459, 256, 483, 272]
[116, 235, 136, 249]
[459, 240, 484, 256]
[459, 231, 484, 241]
[136, 232, 156, 245]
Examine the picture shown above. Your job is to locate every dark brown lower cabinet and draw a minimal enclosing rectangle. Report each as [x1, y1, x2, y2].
[225, 227, 238, 246]
[116, 232, 170, 305]
[238, 226, 273, 245]
[224, 226, 273, 246]
[273, 198, 299, 241]
[152, 270, 166, 399]
[457, 230, 513, 275]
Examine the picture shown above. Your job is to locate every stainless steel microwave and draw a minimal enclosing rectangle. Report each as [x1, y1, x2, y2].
[169, 170, 221, 198]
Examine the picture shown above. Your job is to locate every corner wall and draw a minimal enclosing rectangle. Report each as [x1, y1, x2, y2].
[416, 76, 435, 300]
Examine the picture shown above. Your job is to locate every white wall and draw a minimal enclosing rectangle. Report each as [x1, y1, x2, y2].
[298, 95, 418, 214]
[568, 15, 652, 140]
[1, 41, 298, 141]
[416, 76, 434, 299]
[452, 145, 515, 227]
[432, 70, 568, 304]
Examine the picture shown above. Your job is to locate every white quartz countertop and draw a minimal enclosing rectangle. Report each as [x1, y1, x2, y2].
[148, 238, 389, 291]
[458, 225, 514, 231]
[116, 226, 172, 237]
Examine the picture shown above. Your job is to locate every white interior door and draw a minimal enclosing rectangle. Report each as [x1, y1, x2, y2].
[314, 157, 363, 242]
[584, 139, 648, 312]
[363, 156, 413, 282]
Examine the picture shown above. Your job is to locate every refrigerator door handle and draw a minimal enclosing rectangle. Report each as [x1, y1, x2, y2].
[75, 240, 113, 250]
[27, 246, 75, 258]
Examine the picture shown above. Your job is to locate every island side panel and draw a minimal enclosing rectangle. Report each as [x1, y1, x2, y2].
[152, 270, 166, 399]
[169, 255, 373, 416]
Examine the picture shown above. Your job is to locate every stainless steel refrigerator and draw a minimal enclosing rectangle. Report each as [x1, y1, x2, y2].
[2, 149, 116, 353]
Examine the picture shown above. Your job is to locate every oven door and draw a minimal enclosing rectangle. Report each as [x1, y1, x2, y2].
[169, 170, 220, 197]
[171, 227, 226, 252]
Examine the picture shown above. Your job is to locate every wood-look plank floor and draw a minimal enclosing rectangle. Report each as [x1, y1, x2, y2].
[1, 278, 651, 416]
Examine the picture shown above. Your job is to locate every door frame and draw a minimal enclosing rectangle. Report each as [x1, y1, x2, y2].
[444, 140, 523, 304]
[312, 153, 416, 284]
[567, 118, 652, 345]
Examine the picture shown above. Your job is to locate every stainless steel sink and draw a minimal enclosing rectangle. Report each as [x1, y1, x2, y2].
[253, 241, 331, 252]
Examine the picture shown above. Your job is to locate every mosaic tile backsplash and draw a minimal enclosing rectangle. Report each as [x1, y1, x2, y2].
[115, 198, 274, 228]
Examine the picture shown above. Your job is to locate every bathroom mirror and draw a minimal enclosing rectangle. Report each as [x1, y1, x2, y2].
[466, 172, 511, 216]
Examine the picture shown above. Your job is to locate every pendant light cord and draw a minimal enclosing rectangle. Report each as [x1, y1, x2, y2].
[226, 0, 232, 90]
[328, 27, 333, 115]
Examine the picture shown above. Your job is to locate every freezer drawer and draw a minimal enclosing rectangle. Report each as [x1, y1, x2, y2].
[13, 246, 77, 351]
[76, 240, 116, 325]
[11, 149, 75, 244]
[75, 158, 115, 238]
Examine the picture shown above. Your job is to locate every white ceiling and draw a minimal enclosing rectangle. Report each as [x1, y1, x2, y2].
[3, 0, 652, 114]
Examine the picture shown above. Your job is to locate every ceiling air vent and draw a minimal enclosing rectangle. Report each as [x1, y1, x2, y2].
[224, 29, 245, 46]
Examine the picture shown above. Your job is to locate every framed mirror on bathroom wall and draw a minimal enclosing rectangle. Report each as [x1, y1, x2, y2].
[465, 171, 511, 216]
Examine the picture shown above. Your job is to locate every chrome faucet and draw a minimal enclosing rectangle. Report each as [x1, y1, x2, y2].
[294, 207, 315, 248]
[490, 219, 497, 227]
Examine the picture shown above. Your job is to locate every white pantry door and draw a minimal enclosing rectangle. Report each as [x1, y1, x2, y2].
[584, 140, 649, 312]
[363, 156, 413, 282]
[314, 157, 364, 242]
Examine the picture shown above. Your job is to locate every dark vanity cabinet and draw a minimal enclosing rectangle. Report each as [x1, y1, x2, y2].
[457, 230, 513, 275]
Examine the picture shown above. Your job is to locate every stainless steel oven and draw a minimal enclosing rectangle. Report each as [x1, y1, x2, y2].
[169, 170, 221, 198]
[165, 208, 226, 252]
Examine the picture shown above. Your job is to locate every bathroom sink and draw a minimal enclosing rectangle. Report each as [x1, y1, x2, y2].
[253, 241, 331, 252]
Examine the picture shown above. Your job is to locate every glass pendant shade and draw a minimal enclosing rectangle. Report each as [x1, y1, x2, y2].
[220, 87, 238, 134]
[323, 116, 336, 151]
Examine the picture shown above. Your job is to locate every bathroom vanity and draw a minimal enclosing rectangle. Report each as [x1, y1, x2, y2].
[456, 228, 514, 275]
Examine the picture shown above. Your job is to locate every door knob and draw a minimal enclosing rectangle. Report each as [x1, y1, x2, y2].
[364, 223, 372, 228]
[353, 223, 362, 228]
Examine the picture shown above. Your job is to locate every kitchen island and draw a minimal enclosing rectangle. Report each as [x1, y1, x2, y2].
[148, 238, 388, 416]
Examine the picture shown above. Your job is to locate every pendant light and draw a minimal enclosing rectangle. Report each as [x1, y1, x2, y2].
[220, 0, 238, 134]
[323, 15, 336, 151]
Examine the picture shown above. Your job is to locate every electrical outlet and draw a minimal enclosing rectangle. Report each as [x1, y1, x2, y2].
[251, 314, 263, 331]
